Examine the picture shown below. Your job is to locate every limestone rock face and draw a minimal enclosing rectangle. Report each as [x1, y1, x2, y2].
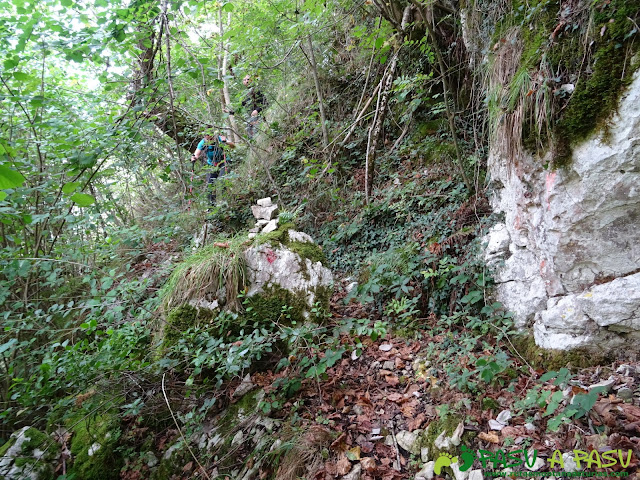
[485, 72, 640, 350]
[0, 426, 58, 480]
[244, 230, 333, 319]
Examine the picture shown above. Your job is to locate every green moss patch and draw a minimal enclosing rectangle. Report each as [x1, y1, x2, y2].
[492, 0, 639, 165]
[162, 304, 215, 349]
[511, 334, 613, 370]
[68, 412, 123, 480]
[244, 284, 329, 324]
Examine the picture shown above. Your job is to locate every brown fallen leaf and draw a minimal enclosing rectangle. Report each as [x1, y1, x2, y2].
[336, 455, 352, 476]
[361, 457, 377, 473]
[331, 432, 348, 451]
[387, 393, 404, 403]
[479, 432, 500, 444]
[501, 426, 524, 439]
[213, 242, 229, 248]
[385, 375, 400, 386]
[407, 413, 426, 431]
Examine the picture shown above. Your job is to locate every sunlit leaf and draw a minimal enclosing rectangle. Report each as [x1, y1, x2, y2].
[70, 193, 95, 207]
[0, 166, 26, 189]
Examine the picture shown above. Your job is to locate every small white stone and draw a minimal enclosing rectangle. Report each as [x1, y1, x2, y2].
[231, 430, 244, 447]
[396, 430, 420, 454]
[251, 204, 278, 221]
[248, 232, 257, 239]
[257, 197, 272, 207]
[489, 419, 505, 431]
[587, 376, 616, 393]
[379, 344, 393, 352]
[345, 281, 358, 293]
[421, 446, 430, 463]
[87, 442, 101, 457]
[562, 452, 581, 472]
[233, 374, 255, 397]
[526, 457, 546, 472]
[261, 219, 279, 234]
[496, 410, 512, 425]
[288, 230, 314, 243]
[415, 461, 435, 480]
[468, 470, 484, 480]
[452, 463, 470, 480]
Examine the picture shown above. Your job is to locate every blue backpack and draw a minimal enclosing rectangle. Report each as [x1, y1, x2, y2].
[205, 137, 225, 166]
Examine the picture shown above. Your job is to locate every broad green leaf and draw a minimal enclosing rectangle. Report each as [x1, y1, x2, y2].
[0, 192, 6, 201]
[222, 2, 234, 12]
[70, 193, 95, 207]
[0, 166, 26, 189]
[62, 182, 82, 194]
[3, 58, 19, 69]
[375, 37, 384, 49]
[13, 72, 31, 81]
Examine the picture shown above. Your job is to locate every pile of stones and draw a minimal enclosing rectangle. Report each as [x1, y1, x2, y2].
[248, 197, 279, 239]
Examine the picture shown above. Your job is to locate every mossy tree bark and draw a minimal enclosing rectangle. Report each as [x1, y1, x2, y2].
[365, 5, 412, 203]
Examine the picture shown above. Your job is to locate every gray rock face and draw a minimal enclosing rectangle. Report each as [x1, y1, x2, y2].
[251, 204, 278, 221]
[244, 235, 333, 318]
[0, 427, 57, 480]
[485, 72, 640, 351]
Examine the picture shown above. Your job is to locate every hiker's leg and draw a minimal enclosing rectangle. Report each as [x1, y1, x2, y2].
[206, 170, 219, 205]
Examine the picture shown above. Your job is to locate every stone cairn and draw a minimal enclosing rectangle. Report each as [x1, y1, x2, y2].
[248, 197, 279, 239]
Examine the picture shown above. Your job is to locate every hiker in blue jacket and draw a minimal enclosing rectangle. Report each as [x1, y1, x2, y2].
[191, 133, 235, 205]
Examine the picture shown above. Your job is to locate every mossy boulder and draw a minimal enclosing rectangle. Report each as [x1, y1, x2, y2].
[0, 426, 59, 480]
[245, 226, 333, 322]
[162, 304, 216, 349]
[67, 412, 123, 480]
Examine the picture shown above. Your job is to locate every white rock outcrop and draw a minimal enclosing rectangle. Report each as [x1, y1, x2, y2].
[485, 71, 640, 350]
[244, 230, 333, 318]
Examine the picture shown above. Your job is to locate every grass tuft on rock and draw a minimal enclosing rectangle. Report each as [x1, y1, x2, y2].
[161, 234, 249, 312]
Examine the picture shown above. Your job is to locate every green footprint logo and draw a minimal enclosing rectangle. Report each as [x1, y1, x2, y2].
[434, 452, 458, 475]
[459, 445, 476, 472]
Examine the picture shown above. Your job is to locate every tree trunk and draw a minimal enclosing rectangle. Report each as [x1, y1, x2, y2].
[365, 5, 412, 203]
[219, 10, 240, 143]
[304, 35, 329, 149]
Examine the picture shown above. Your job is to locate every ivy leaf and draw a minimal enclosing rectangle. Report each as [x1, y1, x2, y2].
[0, 166, 26, 189]
[544, 390, 564, 417]
[70, 193, 95, 207]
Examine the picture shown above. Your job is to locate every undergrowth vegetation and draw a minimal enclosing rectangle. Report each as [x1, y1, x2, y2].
[1, 0, 637, 477]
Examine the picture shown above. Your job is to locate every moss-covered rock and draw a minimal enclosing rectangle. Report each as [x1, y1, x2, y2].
[245, 225, 333, 322]
[162, 304, 216, 349]
[67, 412, 123, 480]
[490, 0, 639, 165]
[0, 426, 59, 480]
[511, 334, 612, 370]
